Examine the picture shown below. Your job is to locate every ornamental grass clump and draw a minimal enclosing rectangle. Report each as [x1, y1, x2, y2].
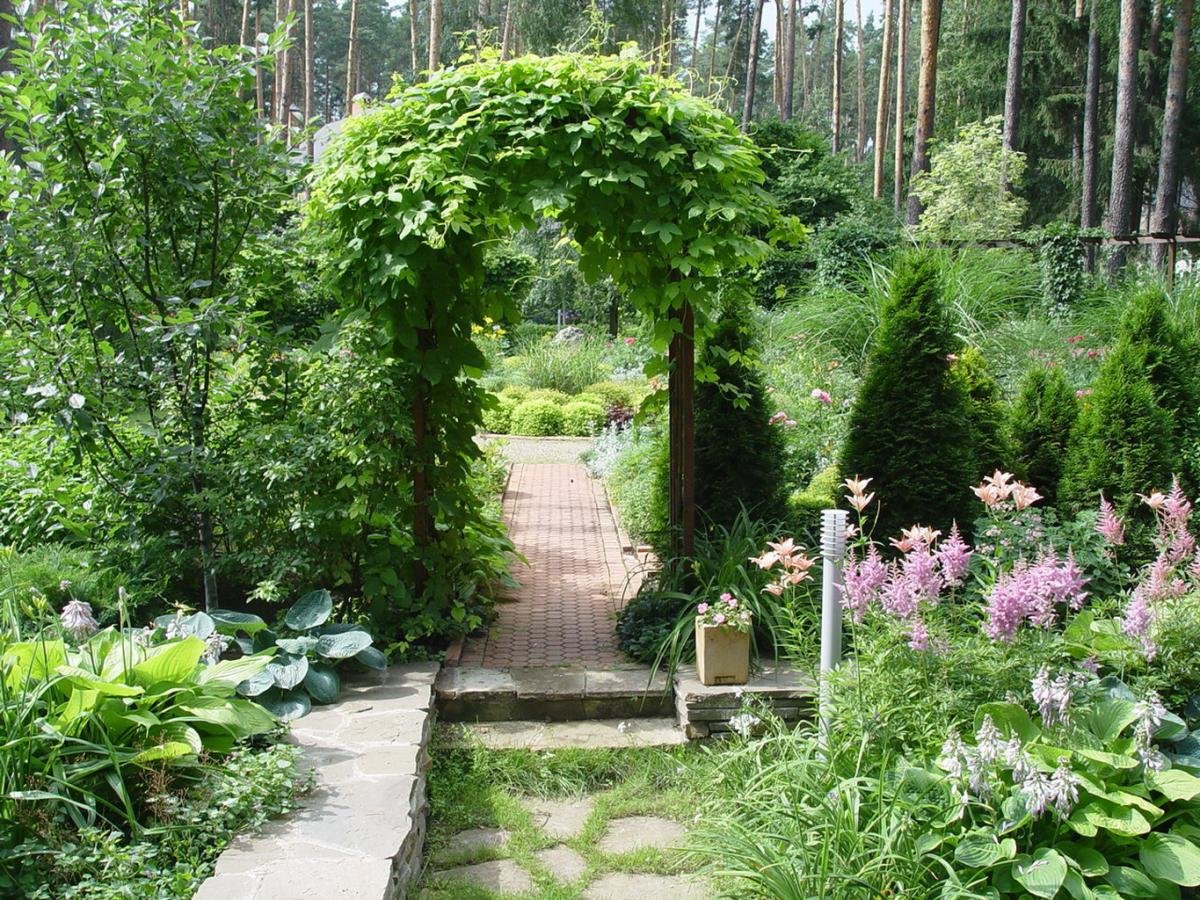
[839, 254, 980, 540]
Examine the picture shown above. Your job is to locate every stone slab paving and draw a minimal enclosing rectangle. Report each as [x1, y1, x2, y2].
[535, 845, 588, 882]
[583, 872, 710, 899]
[452, 718, 686, 750]
[195, 663, 438, 900]
[433, 859, 534, 894]
[436, 664, 673, 722]
[675, 662, 817, 738]
[434, 826, 510, 864]
[456, 462, 641, 667]
[596, 816, 688, 854]
[527, 796, 595, 840]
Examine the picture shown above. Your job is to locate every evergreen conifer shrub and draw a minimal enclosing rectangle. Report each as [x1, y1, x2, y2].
[1059, 341, 1176, 519]
[1008, 365, 1078, 507]
[693, 303, 788, 532]
[838, 255, 979, 539]
[951, 346, 1012, 476]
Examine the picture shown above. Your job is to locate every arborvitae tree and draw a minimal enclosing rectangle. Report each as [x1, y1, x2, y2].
[694, 302, 788, 532]
[951, 346, 1012, 477]
[1119, 286, 1200, 463]
[1009, 365, 1078, 507]
[839, 255, 979, 539]
[1059, 341, 1176, 519]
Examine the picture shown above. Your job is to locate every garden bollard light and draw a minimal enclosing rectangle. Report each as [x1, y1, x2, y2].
[819, 508, 848, 750]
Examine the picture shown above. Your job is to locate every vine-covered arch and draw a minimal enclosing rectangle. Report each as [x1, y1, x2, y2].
[306, 50, 794, 608]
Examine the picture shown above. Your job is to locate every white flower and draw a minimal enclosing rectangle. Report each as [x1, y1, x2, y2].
[202, 632, 231, 665]
[729, 713, 761, 738]
[13, 412, 28, 424]
[59, 600, 98, 640]
[1049, 758, 1080, 816]
[68, 393, 85, 409]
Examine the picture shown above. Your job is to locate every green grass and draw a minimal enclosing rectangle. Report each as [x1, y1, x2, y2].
[417, 736, 708, 900]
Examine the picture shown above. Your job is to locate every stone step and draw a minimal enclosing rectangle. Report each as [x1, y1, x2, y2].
[444, 717, 688, 749]
[435, 665, 674, 723]
[673, 663, 817, 739]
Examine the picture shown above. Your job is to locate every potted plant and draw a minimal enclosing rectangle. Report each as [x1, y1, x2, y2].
[695, 592, 752, 686]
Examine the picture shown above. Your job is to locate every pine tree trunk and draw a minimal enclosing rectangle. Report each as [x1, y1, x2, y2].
[1081, 0, 1101, 270]
[255, 4, 265, 119]
[1105, 0, 1142, 271]
[278, 0, 293, 139]
[741, 0, 765, 130]
[783, 0, 797, 118]
[707, 0, 723, 92]
[893, 0, 910, 213]
[775, 0, 784, 110]
[855, 0, 866, 161]
[304, 0, 314, 160]
[410, 0, 420, 73]
[500, 0, 514, 59]
[1002, 0, 1027, 153]
[832, 0, 844, 151]
[345, 0, 359, 109]
[691, 0, 706, 71]
[273, 0, 284, 121]
[1150, 0, 1194, 267]
[906, 0, 942, 226]
[239, 0, 252, 45]
[873, 0, 895, 198]
[429, 0, 442, 71]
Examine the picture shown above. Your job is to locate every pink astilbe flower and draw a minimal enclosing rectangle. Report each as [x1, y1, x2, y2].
[840, 545, 887, 622]
[881, 567, 920, 619]
[1096, 494, 1126, 547]
[906, 618, 930, 651]
[984, 553, 1089, 641]
[936, 524, 973, 586]
[810, 388, 833, 405]
[1120, 588, 1157, 658]
[900, 544, 943, 605]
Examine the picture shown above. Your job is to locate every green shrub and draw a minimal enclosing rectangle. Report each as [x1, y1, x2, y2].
[509, 399, 566, 436]
[1037, 222, 1085, 315]
[1008, 365, 1078, 506]
[839, 254, 980, 539]
[521, 388, 571, 405]
[0, 546, 123, 624]
[813, 211, 899, 288]
[481, 394, 517, 433]
[561, 401, 606, 436]
[788, 464, 841, 540]
[950, 346, 1012, 475]
[582, 381, 640, 410]
[694, 303, 788, 532]
[607, 427, 669, 554]
[497, 383, 531, 402]
[1060, 340, 1176, 520]
[614, 590, 690, 663]
[509, 338, 612, 394]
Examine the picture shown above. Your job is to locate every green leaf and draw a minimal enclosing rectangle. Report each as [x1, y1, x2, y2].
[285, 589, 333, 631]
[315, 629, 374, 659]
[303, 664, 341, 704]
[1013, 850, 1068, 898]
[1106, 865, 1160, 897]
[257, 688, 311, 722]
[1062, 868, 1096, 900]
[178, 696, 278, 736]
[56, 665, 144, 697]
[1148, 769, 1200, 802]
[1056, 841, 1109, 877]
[354, 645, 388, 670]
[1070, 800, 1151, 837]
[1086, 698, 1139, 742]
[130, 637, 206, 686]
[956, 834, 1017, 868]
[976, 702, 1040, 743]
[197, 654, 272, 691]
[210, 609, 269, 636]
[237, 667, 277, 698]
[275, 636, 319, 655]
[153, 612, 214, 640]
[266, 653, 309, 690]
[130, 741, 194, 765]
[1140, 834, 1200, 886]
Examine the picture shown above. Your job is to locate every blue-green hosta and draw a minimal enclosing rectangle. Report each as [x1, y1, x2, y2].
[203, 589, 386, 721]
[927, 674, 1200, 898]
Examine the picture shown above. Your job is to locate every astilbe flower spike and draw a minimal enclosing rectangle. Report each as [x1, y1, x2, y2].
[1096, 493, 1126, 547]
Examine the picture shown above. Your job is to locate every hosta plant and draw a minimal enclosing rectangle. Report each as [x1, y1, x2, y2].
[206, 590, 386, 721]
[925, 672, 1200, 898]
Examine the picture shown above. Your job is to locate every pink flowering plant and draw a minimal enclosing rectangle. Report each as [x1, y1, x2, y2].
[695, 591, 753, 633]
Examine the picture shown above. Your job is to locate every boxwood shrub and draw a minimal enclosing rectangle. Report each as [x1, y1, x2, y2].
[562, 400, 607, 436]
[510, 399, 566, 436]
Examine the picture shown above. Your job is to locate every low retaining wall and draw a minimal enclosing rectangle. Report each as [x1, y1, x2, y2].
[196, 662, 439, 900]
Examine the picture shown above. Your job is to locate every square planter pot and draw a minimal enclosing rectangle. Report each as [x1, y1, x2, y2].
[695, 619, 750, 686]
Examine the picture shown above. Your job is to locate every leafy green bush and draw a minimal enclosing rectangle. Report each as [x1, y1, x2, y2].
[562, 401, 606, 436]
[582, 381, 641, 410]
[951, 346, 1013, 475]
[1009, 366, 1078, 507]
[1060, 341, 1176, 521]
[509, 399, 567, 436]
[522, 387, 572, 405]
[788, 464, 841, 541]
[606, 427, 669, 555]
[0, 546, 123, 624]
[814, 210, 900, 288]
[694, 303, 788, 531]
[481, 393, 517, 433]
[1037, 222, 1086, 316]
[839, 254, 980, 538]
[615, 590, 690, 664]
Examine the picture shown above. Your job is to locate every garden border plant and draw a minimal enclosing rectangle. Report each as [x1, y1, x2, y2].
[306, 49, 800, 603]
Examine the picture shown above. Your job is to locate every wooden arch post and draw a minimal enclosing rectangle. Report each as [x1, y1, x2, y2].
[667, 294, 696, 559]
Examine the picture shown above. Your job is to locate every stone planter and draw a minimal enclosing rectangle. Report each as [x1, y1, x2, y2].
[694, 619, 750, 686]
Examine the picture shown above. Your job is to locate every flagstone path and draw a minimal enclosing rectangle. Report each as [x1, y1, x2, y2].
[455, 461, 642, 668]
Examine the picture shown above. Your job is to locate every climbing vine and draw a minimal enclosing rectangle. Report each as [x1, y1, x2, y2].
[305, 50, 799, 612]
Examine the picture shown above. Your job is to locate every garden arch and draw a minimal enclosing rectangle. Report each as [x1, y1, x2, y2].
[307, 51, 794, 598]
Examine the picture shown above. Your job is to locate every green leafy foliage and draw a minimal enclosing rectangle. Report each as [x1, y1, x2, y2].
[509, 399, 566, 436]
[839, 254, 980, 538]
[1036, 223, 1087, 316]
[912, 117, 1028, 242]
[561, 401, 607, 436]
[1009, 366, 1079, 508]
[951, 346, 1013, 476]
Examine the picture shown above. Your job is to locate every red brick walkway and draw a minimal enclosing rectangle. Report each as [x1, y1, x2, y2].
[457, 463, 639, 668]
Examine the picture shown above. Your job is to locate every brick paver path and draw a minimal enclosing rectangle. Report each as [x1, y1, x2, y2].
[458, 463, 637, 667]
